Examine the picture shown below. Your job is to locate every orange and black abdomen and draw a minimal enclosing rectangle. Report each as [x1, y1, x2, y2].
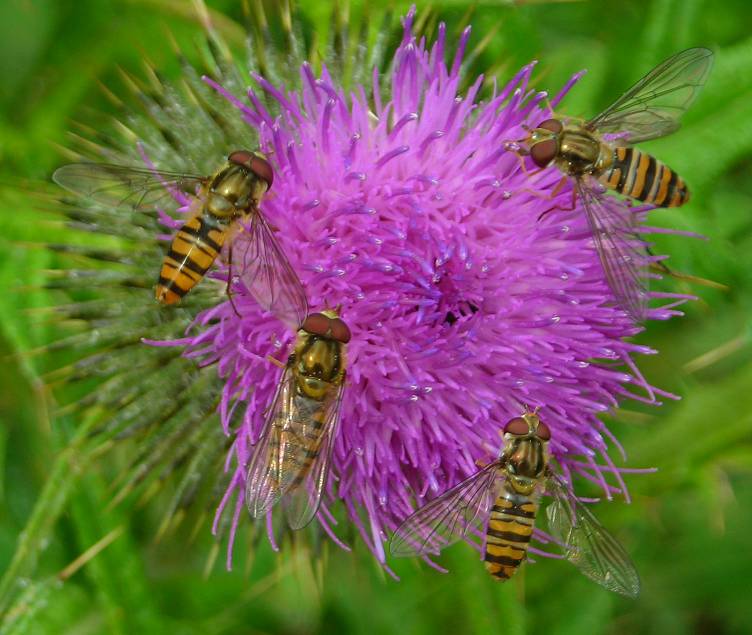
[281, 396, 328, 488]
[156, 214, 227, 304]
[484, 490, 537, 581]
[600, 147, 689, 207]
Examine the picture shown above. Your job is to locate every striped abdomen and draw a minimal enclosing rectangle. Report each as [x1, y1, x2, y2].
[156, 214, 228, 304]
[484, 486, 537, 581]
[600, 147, 689, 207]
[272, 391, 330, 490]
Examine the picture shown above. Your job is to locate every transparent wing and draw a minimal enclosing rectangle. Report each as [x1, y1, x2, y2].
[586, 48, 713, 143]
[390, 462, 503, 558]
[577, 178, 649, 321]
[546, 474, 641, 598]
[53, 163, 206, 211]
[245, 363, 344, 526]
[282, 376, 345, 530]
[245, 363, 296, 518]
[231, 212, 309, 330]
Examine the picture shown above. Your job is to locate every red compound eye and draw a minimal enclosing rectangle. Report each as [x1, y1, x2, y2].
[228, 150, 274, 189]
[536, 420, 551, 441]
[228, 150, 254, 168]
[302, 313, 331, 337]
[301, 314, 351, 342]
[330, 318, 351, 343]
[529, 118, 562, 167]
[249, 155, 273, 189]
[504, 417, 530, 436]
[530, 139, 557, 167]
[537, 118, 563, 134]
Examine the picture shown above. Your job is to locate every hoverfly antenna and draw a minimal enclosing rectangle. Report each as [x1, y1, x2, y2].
[522, 403, 538, 415]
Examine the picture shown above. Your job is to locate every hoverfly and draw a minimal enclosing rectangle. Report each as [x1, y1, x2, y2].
[519, 48, 713, 321]
[390, 411, 640, 597]
[53, 151, 308, 328]
[245, 309, 350, 529]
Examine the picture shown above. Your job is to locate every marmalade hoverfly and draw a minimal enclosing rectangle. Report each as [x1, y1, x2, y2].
[391, 411, 640, 597]
[53, 150, 307, 328]
[245, 309, 350, 529]
[519, 48, 713, 321]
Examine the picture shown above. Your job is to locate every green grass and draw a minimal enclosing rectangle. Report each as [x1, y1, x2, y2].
[1, 1, 751, 633]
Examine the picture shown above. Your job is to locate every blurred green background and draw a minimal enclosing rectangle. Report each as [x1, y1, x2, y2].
[1, 0, 751, 633]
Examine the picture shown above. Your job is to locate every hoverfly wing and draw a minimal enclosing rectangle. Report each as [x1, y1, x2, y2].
[546, 475, 640, 598]
[586, 47, 713, 144]
[577, 178, 649, 321]
[390, 462, 502, 558]
[282, 376, 345, 530]
[53, 163, 206, 212]
[231, 212, 309, 330]
[245, 363, 297, 519]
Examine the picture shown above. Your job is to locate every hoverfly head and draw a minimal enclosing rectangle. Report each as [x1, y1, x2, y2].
[528, 118, 563, 168]
[228, 150, 274, 190]
[502, 412, 550, 479]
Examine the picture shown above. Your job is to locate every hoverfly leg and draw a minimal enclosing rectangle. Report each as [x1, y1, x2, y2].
[265, 355, 287, 370]
[506, 143, 554, 180]
[225, 241, 242, 318]
[645, 245, 729, 291]
[537, 176, 575, 221]
[516, 154, 543, 177]
[226, 286, 242, 319]
[552, 175, 571, 201]
[505, 128, 561, 180]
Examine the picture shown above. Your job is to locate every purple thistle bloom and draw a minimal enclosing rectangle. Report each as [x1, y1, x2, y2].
[162, 7, 682, 570]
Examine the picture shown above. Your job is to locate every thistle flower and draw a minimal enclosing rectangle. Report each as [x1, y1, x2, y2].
[165, 7, 683, 569]
[41, 5, 683, 576]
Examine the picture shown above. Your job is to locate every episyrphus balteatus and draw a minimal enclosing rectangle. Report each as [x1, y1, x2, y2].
[516, 48, 713, 321]
[390, 411, 640, 597]
[245, 309, 350, 529]
[53, 150, 308, 329]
